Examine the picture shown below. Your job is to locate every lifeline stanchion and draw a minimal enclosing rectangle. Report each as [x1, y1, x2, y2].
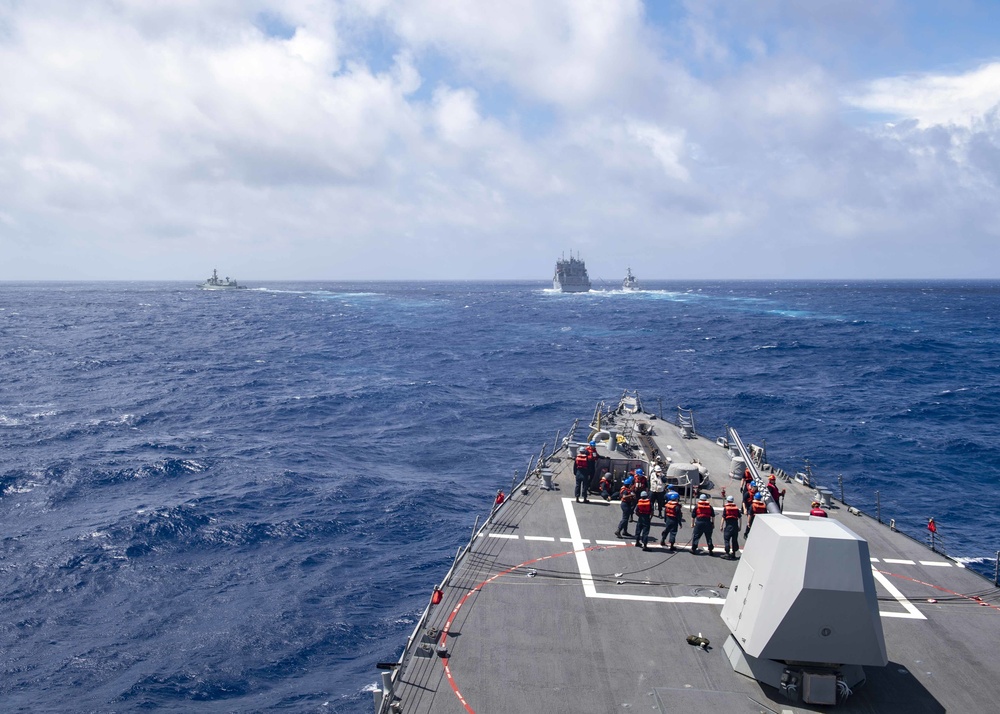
[469, 515, 480, 547]
[875, 491, 881, 524]
[994, 551, 999, 587]
[839, 474, 844, 504]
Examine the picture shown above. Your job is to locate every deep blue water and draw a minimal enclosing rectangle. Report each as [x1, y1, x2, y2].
[1, 280, 998, 712]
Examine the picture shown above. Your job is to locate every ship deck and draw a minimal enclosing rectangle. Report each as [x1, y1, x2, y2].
[384, 410, 1000, 713]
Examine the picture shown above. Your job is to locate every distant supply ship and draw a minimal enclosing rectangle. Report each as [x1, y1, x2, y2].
[553, 254, 591, 292]
[622, 266, 639, 291]
[375, 390, 1000, 713]
[199, 269, 247, 290]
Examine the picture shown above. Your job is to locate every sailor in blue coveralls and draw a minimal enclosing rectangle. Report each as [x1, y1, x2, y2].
[690, 493, 716, 555]
[573, 446, 590, 503]
[659, 491, 683, 551]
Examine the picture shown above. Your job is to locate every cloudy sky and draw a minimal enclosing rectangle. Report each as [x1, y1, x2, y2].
[3, 0, 1000, 280]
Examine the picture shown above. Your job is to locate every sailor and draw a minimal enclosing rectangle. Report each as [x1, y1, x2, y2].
[573, 446, 591, 503]
[598, 470, 613, 502]
[633, 467, 648, 495]
[742, 481, 757, 516]
[659, 492, 683, 551]
[809, 500, 828, 517]
[634, 491, 653, 550]
[721, 495, 741, 559]
[766, 474, 785, 511]
[622, 474, 635, 522]
[745, 492, 767, 537]
[615, 483, 637, 538]
[741, 468, 754, 495]
[649, 465, 666, 517]
[690, 493, 716, 555]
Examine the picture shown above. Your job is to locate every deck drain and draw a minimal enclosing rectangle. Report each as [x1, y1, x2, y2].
[692, 587, 722, 598]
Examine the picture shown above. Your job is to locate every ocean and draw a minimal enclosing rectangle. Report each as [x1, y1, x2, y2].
[0, 280, 997, 712]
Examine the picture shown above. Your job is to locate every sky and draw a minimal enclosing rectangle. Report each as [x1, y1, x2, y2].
[3, 0, 1000, 281]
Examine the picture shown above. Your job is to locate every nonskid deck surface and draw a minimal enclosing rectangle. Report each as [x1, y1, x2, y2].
[391, 416, 1000, 714]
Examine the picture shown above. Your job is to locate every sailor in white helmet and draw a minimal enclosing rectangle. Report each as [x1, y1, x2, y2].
[690, 493, 716, 555]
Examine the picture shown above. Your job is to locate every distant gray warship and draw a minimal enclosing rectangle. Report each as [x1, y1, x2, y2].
[622, 266, 639, 291]
[375, 390, 1000, 713]
[553, 254, 591, 292]
[199, 269, 246, 290]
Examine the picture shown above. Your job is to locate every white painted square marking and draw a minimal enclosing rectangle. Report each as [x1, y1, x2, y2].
[872, 567, 926, 620]
[561, 498, 724, 605]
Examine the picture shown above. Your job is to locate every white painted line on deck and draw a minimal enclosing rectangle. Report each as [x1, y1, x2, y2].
[560, 537, 590, 544]
[595, 539, 623, 545]
[562, 498, 598, 598]
[524, 536, 555, 542]
[561, 498, 724, 605]
[870, 557, 880, 562]
[872, 567, 926, 620]
[487, 533, 519, 540]
[919, 560, 952, 567]
[883, 558, 916, 565]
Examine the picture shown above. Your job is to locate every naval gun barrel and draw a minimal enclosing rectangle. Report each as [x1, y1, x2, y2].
[728, 427, 781, 514]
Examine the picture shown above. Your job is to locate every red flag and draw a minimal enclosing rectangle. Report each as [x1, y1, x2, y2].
[927, 518, 937, 533]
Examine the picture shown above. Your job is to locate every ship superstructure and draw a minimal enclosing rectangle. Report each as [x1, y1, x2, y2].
[375, 391, 1000, 713]
[553, 254, 591, 292]
[622, 266, 639, 290]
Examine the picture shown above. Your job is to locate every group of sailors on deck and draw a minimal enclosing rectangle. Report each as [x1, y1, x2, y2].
[572, 448, 830, 558]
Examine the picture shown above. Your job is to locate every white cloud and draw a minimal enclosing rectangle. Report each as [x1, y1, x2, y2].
[371, 0, 657, 108]
[846, 62, 1000, 129]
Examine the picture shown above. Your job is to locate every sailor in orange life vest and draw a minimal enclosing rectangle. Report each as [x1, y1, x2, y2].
[690, 493, 716, 555]
[573, 446, 591, 503]
[615, 483, 637, 538]
[633, 467, 648, 495]
[598, 470, 613, 501]
[721, 495, 742, 559]
[633, 491, 653, 550]
[809, 501, 828, 517]
[659, 491, 683, 550]
[745, 492, 768, 537]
